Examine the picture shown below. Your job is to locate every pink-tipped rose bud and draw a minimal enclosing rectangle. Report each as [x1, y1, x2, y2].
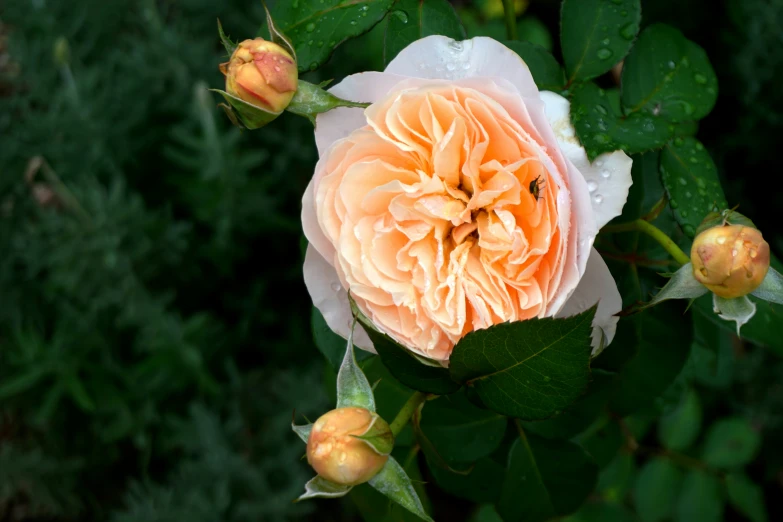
[220, 38, 298, 113]
[691, 224, 770, 299]
[306, 407, 391, 486]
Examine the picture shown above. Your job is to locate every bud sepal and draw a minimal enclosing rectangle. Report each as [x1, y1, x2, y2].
[290, 323, 434, 521]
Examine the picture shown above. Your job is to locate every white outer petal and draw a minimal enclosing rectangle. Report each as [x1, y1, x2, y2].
[385, 36, 540, 99]
[540, 91, 633, 230]
[556, 248, 622, 355]
[303, 244, 374, 353]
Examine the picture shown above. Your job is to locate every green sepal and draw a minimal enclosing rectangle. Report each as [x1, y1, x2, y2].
[751, 268, 783, 305]
[216, 19, 236, 56]
[641, 263, 708, 310]
[210, 89, 282, 130]
[368, 457, 435, 522]
[296, 475, 352, 501]
[292, 417, 312, 444]
[261, 0, 296, 61]
[287, 80, 370, 125]
[351, 412, 394, 456]
[713, 294, 756, 336]
[695, 209, 756, 236]
[336, 321, 376, 412]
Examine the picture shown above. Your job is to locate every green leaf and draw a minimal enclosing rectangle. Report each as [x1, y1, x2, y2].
[365, 326, 460, 395]
[660, 137, 727, 237]
[291, 420, 312, 443]
[297, 475, 352, 500]
[570, 82, 673, 161]
[713, 294, 757, 336]
[621, 24, 718, 122]
[336, 324, 376, 412]
[632, 458, 682, 522]
[368, 457, 434, 522]
[383, 0, 466, 65]
[269, 0, 395, 72]
[701, 417, 761, 468]
[522, 370, 616, 440]
[0, 366, 49, 399]
[354, 413, 395, 455]
[419, 390, 506, 465]
[499, 429, 598, 522]
[609, 304, 693, 416]
[596, 452, 635, 503]
[503, 40, 565, 91]
[470, 505, 503, 522]
[575, 418, 623, 468]
[725, 473, 768, 522]
[563, 503, 636, 522]
[427, 456, 505, 503]
[752, 268, 783, 304]
[361, 357, 416, 445]
[642, 263, 708, 309]
[560, 0, 641, 83]
[287, 80, 370, 124]
[449, 309, 595, 420]
[658, 387, 702, 451]
[674, 470, 724, 522]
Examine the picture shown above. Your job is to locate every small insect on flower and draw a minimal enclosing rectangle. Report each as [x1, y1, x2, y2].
[529, 175, 546, 201]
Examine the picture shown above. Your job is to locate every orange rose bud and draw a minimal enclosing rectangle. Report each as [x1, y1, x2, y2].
[306, 407, 390, 486]
[220, 38, 297, 113]
[691, 224, 770, 299]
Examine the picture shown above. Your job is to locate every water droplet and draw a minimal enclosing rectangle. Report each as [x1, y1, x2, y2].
[350, 20, 357, 25]
[331, 283, 342, 292]
[306, 22, 316, 32]
[683, 102, 694, 116]
[601, 38, 610, 45]
[674, 137, 684, 146]
[731, 249, 738, 257]
[678, 177, 688, 186]
[690, 156, 700, 164]
[596, 48, 613, 60]
[670, 200, 679, 209]
[694, 73, 707, 84]
[391, 10, 408, 23]
[681, 210, 689, 218]
[446, 63, 456, 71]
[593, 194, 604, 205]
[685, 191, 692, 198]
[595, 159, 604, 167]
[601, 169, 611, 179]
[307, 40, 313, 45]
[667, 60, 676, 69]
[695, 142, 704, 151]
[620, 23, 638, 40]
[684, 224, 695, 236]
[596, 105, 608, 115]
[587, 180, 598, 192]
[317, 41, 324, 47]
[594, 133, 610, 144]
[309, 62, 318, 71]
[696, 178, 706, 188]
[361, 5, 368, 10]
[543, 376, 552, 382]
[643, 121, 655, 132]
[449, 40, 464, 52]
[274, 65, 280, 72]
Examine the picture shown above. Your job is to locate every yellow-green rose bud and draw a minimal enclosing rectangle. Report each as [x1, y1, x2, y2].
[691, 224, 770, 298]
[306, 407, 391, 486]
[219, 38, 298, 113]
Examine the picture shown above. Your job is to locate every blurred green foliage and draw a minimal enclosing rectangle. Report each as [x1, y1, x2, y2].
[1, 0, 782, 521]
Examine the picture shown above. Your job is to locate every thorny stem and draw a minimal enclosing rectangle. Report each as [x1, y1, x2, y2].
[502, 0, 518, 40]
[390, 391, 428, 437]
[602, 219, 691, 266]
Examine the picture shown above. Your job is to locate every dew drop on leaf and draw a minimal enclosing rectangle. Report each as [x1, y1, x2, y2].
[694, 73, 707, 84]
[620, 23, 638, 40]
[306, 23, 316, 32]
[594, 133, 610, 144]
[596, 48, 614, 60]
[391, 10, 408, 23]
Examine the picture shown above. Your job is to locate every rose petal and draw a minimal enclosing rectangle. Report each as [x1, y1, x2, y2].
[315, 72, 410, 156]
[303, 244, 374, 352]
[540, 91, 633, 229]
[385, 36, 540, 99]
[556, 247, 622, 354]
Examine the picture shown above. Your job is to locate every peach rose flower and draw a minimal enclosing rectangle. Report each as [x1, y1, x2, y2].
[302, 37, 632, 362]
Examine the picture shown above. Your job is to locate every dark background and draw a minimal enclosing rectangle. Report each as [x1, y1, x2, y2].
[0, 0, 781, 520]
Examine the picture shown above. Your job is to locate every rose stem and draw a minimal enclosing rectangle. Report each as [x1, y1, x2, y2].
[502, 0, 518, 40]
[602, 219, 691, 266]
[389, 391, 428, 437]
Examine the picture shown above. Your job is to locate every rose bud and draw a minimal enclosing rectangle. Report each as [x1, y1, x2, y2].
[306, 407, 392, 486]
[691, 224, 770, 299]
[220, 38, 298, 113]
